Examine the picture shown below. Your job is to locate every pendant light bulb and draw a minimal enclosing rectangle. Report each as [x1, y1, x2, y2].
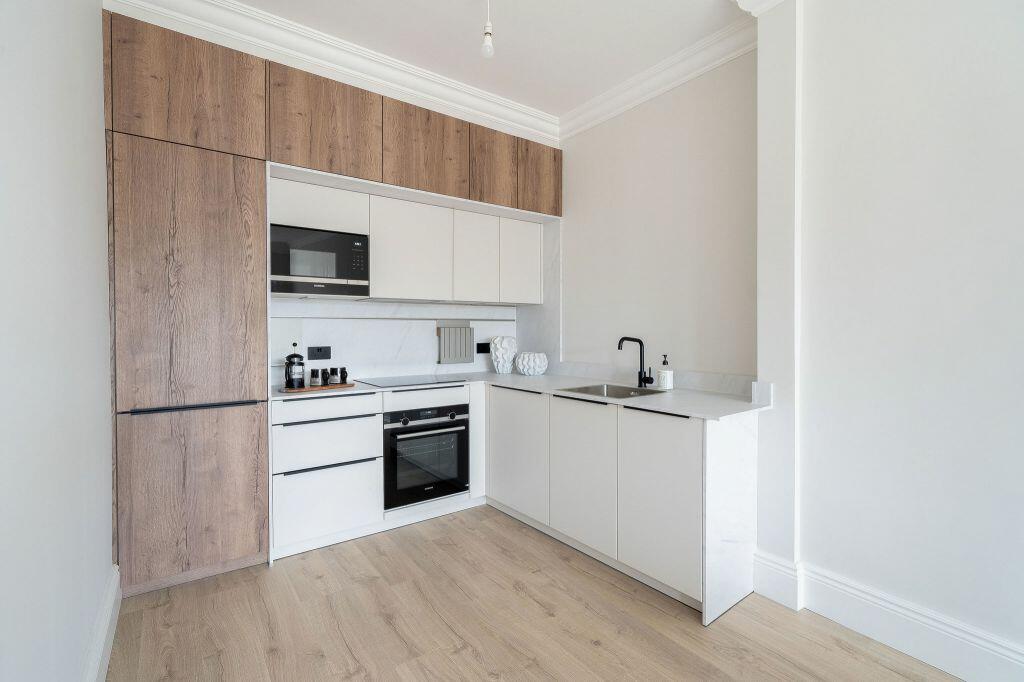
[481, 1, 494, 58]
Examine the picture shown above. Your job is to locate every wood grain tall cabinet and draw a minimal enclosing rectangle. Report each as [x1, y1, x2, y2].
[107, 15, 270, 596]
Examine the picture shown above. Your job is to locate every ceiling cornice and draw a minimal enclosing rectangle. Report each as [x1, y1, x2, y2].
[735, 0, 788, 18]
[559, 18, 757, 140]
[103, 0, 561, 146]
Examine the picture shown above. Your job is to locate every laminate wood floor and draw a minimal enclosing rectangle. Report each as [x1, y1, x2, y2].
[107, 505, 954, 681]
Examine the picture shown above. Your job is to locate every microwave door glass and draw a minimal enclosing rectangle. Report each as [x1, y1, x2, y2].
[290, 248, 336, 279]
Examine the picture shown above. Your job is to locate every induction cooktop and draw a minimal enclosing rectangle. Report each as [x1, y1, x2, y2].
[358, 375, 467, 389]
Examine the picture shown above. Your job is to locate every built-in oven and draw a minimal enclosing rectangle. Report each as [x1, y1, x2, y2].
[383, 403, 469, 510]
[270, 224, 369, 298]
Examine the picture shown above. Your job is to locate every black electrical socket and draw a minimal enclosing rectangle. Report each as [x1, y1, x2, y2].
[308, 346, 331, 360]
[476, 342, 490, 354]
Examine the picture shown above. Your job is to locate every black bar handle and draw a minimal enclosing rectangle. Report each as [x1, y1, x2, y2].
[392, 385, 465, 393]
[285, 392, 376, 402]
[281, 456, 380, 476]
[491, 385, 543, 395]
[622, 405, 691, 419]
[280, 413, 378, 427]
[553, 394, 608, 406]
[126, 399, 260, 415]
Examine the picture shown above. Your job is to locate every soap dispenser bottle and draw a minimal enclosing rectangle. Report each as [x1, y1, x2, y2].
[656, 354, 674, 390]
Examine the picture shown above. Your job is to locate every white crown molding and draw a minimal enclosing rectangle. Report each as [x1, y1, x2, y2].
[802, 562, 1024, 681]
[559, 18, 757, 140]
[735, 0, 788, 17]
[102, 0, 560, 146]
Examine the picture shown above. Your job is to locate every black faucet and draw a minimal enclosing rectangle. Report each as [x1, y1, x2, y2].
[618, 337, 654, 388]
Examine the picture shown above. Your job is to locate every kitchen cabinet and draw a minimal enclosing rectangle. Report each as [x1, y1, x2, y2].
[617, 407, 703, 601]
[273, 457, 383, 549]
[487, 386, 550, 523]
[111, 14, 266, 158]
[517, 138, 562, 216]
[549, 396, 618, 558]
[102, 10, 111, 130]
[268, 63, 383, 181]
[268, 177, 369, 234]
[112, 134, 267, 412]
[116, 403, 268, 593]
[499, 218, 543, 304]
[369, 195, 453, 301]
[383, 98, 470, 198]
[271, 414, 382, 475]
[470, 124, 518, 208]
[453, 210, 500, 302]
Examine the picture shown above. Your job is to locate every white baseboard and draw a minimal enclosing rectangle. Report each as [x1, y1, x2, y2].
[801, 563, 1024, 681]
[753, 550, 801, 610]
[83, 564, 121, 682]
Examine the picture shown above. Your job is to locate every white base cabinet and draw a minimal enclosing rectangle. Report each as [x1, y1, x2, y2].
[549, 396, 618, 558]
[272, 458, 383, 548]
[617, 407, 703, 602]
[486, 386, 550, 524]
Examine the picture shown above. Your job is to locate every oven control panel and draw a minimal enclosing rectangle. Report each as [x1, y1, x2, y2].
[383, 403, 469, 425]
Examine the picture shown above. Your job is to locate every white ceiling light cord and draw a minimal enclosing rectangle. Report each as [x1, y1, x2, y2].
[481, 0, 494, 58]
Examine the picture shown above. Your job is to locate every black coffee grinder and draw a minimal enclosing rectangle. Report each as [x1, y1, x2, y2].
[284, 343, 305, 389]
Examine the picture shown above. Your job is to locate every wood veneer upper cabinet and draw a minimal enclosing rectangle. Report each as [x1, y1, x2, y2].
[117, 403, 268, 591]
[268, 63, 383, 181]
[469, 124, 517, 208]
[517, 138, 563, 216]
[383, 98, 470, 198]
[112, 134, 267, 412]
[111, 14, 266, 158]
[102, 10, 111, 130]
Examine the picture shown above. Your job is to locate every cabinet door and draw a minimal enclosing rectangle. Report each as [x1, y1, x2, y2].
[369, 195, 453, 301]
[268, 178, 369, 235]
[617, 407, 703, 601]
[111, 15, 266, 158]
[113, 134, 267, 412]
[517, 138, 562, 216]
[499, 218, 543, 304]
[117, 403, 268, 591]
[383, 98, 470, 198]
[549, 396, 618, 557]
[268, 63, 383, 181]
[453, 210, 499, 302]
[470, 124, 517, 208]
[487, 387, 550, 524]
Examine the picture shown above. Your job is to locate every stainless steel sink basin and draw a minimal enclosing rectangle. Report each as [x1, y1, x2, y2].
[562, 384, 662, 399]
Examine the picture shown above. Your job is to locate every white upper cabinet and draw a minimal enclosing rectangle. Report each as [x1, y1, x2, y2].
[268, 177, 369, 234]
[499, 218, 543, 304]
[369, 195, 453, 301]
[617, 407, 703, 601]
[549, 396, 618, 558]
[453, 210, 499, 302]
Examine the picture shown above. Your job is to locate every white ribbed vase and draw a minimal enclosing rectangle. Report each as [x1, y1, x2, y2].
[515, 352, 548, 376]
[490, 336, 518, 374]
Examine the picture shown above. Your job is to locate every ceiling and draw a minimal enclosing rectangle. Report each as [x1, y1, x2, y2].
[240, 0, 749, 116]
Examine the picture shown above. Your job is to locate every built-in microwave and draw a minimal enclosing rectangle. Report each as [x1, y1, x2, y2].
[270, 224, 369, 298]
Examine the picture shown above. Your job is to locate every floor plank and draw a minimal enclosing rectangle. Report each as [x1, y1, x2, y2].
[107, 506, 954, 681]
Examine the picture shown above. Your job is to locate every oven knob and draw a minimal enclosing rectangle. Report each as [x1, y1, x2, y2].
[401, 416, 410, 426]
[448, 411, 457, 420]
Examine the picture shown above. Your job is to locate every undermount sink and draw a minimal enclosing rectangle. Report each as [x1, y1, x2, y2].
[562, 384, 662, 399]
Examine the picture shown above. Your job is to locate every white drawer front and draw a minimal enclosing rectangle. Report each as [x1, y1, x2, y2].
[382, 385, 470, 411]
[273, 458, 383, 548]
[271, 392, 382, 425]
[272, 414, 382, 474]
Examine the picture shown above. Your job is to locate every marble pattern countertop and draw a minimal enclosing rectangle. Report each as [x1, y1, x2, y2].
[271, 372, 769, 421]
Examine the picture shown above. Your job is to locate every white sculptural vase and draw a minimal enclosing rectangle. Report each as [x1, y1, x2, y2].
[490, 336, 517, 374]
[515, 352, 548, 376]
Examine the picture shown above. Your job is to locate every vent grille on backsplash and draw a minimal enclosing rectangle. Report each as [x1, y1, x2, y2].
[437, 321, 475, 364]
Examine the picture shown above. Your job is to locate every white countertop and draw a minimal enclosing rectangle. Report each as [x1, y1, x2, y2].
[271, 372, 768, 421]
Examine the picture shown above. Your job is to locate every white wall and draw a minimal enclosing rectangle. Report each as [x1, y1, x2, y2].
[795, 0, 1024, 675]
[560, 52, 757, 383]
[0, 1, 116, 679]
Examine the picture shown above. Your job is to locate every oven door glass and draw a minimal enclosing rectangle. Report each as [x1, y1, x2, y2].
[385, 423, 469, 509]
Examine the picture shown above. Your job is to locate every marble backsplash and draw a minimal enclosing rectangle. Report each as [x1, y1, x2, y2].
[269, 298, 518, 383]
